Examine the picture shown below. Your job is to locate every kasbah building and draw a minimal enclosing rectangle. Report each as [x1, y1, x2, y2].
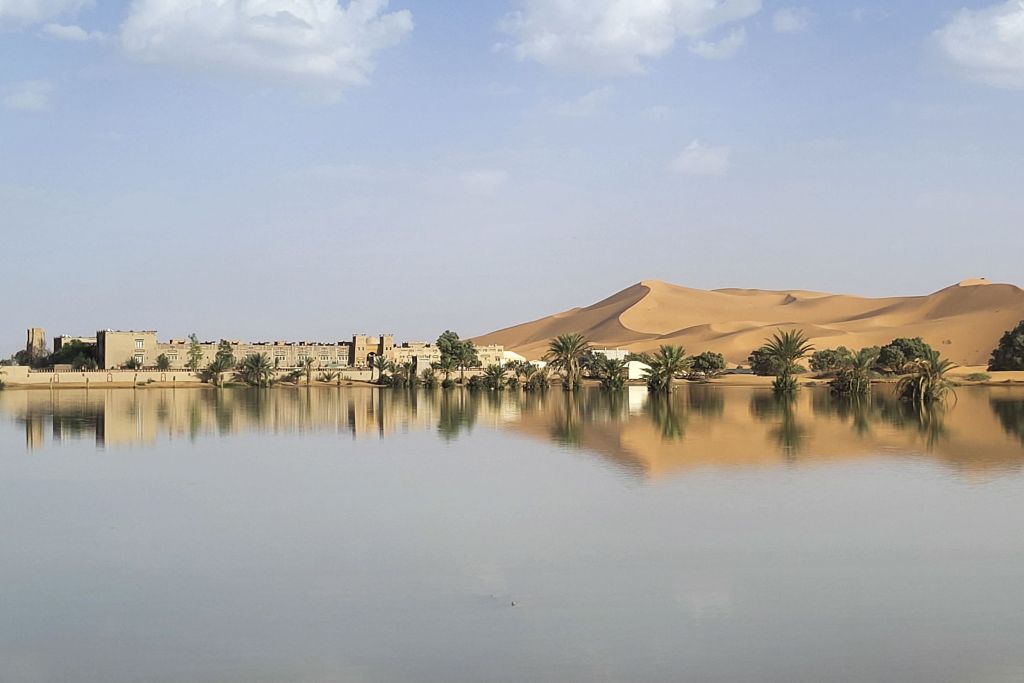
[75, 330, 509, 372]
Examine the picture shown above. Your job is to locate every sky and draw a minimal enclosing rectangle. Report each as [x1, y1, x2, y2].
[2, 0, 1023, 352]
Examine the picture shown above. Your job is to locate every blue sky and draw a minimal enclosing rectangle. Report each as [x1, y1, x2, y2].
[2, 0, 1023, 352]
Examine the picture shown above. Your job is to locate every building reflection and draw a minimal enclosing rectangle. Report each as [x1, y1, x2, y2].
[2, 385, 1023, 479]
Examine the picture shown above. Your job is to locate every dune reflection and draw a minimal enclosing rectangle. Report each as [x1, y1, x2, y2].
[2, 385, 1022, 478]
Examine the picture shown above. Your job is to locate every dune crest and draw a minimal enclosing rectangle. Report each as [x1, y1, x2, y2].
[474, 279, 1024, 365]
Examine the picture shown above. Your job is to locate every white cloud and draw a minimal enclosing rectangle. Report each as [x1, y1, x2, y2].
[556, 86, 616, 116]
[2, 80, 53, 112]
[688, 27, 746, 59]
[120, 0, 413, 94]
[499, 0, 761, 74]
[461, 169, 509, 195]
[772, 7, 811, 34]
[936, 0, 1024, 89]
[0, 0, 86, 27]
[669, 140, 731, 177]
[41, 21, 102, 41]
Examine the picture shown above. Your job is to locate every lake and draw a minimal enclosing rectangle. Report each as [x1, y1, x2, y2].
[1, 384, 1023, 683]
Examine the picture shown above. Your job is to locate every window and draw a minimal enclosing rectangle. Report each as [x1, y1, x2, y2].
[135, 339, 145, 349]
[134, 354, 144, 365]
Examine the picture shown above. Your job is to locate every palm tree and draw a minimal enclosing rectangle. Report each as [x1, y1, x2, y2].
[482, 363, 506, 390]
[897, 349, 957, 407]
[420, 368, 437, 388]
[234, 353, 275, 388]
[830, 347, 878, 398]
[522, 363, 551, 391]
[319, 370, 340, 384]
[432, 357, 456, 384]
[594, 355, 628, 390]
[373, 355, 391, 384]
[545, 333, 591, 391]
[300, 356, 317, 387]
[641, 345, 690, 393]
[763, 329, 814, 394]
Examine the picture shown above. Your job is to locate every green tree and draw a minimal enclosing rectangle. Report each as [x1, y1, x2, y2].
[234, 353, 275, 387]
[155, 354, 171, 371]
[897, 349, 956, 407]
[186, 334, 204, 371]
[215, 340, 236, 371]
[988, 320, 1024, 371]
[809, 347, 854, 375]
[432, 356, 457, 384]
[747, 347, 784, 376]
[878, 337, 933, 374]
[545, 333, 591, 391]
[689, 351, 726, 379]
[593, 355, 628, 390]
[203, 357, 232, 387]
[482, 363, 507, 390]
[523, 363, 551, 391]
[829, 347, 879, 398]
[299, 356, 317, 386]
[124, 356, 143, 370]
[455, 341, 479, 383]
[762, 329, 814, 395]
[373, 355, 392, 384]
[640, 345, 690, 393]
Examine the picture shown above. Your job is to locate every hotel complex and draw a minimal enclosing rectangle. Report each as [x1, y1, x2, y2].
[32, 328, 508, 372]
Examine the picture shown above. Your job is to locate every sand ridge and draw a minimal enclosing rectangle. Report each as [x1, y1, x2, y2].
[474, 279, 1024, 365]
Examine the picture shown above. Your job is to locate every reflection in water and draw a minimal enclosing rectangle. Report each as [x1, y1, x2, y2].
[750, 394, 806, 459]
[2, 384, 1023, 477]
[990, 395, 1024, 445]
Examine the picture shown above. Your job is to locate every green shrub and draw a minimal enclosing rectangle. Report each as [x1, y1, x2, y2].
[748, 347, 783, 376]
[878, 337, 933, 374]
[988, 320, 1024, 371]
[965, 372, 991, 382]
[689, 351, 726, 378]
[810, 347, 853, 374]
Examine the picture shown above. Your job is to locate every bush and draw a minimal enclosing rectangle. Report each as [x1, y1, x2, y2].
[689, 351, 726, 378]
[809, 347, 853, 374]
[771, 374, 798, 394]
[965, 372, 991, 382]
[988, 320, 1024, 371]
[878, 338, 933, 374]
[441, 378, 456, 389]
[748, 347, 784, 376]
[829, 367, 871, 397]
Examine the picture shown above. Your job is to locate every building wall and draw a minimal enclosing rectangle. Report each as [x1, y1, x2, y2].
[27, 328, 46, 354]
[97, 330, 159, 369]
[351, 334, 395, 367]
[54, 335, 97, 353]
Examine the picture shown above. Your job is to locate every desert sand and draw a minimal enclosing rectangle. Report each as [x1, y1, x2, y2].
[475, 278, 1024, 366]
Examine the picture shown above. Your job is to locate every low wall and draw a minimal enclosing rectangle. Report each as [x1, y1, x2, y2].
[0, 366, 377, 387]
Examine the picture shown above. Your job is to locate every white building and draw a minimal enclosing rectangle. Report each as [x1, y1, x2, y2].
[594, 348, 630, 362]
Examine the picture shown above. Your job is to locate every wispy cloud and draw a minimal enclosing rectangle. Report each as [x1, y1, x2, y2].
[41, 22, 103, 41]
[0, 0, 86, 28]
[669, 140, 731, 177]
[120, 0, 413, 96]
[498, 0, 761, 75]
[2, 80, 54, 112]
[936, 0, 1024, 89]
[689, 27, 747, 60]
[772, 7, 812, 34]
[556, 86, 616, 117]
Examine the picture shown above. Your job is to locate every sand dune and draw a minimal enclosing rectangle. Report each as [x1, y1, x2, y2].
[475, 278, 1024, 365]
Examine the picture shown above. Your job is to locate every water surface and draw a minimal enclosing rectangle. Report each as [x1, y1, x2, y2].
[1, 385, 1023, 683]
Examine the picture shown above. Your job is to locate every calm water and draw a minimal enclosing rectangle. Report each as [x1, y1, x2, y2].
[2, 385, 1023, 683]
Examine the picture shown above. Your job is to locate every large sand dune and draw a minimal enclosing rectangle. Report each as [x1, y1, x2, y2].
[474, 279, 1024, 365]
